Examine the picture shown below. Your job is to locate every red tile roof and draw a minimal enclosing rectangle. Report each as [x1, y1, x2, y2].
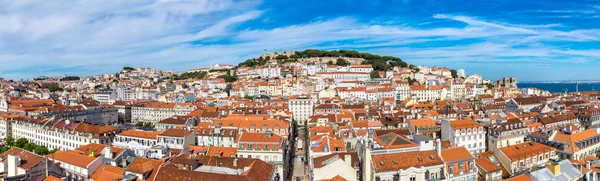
[118, 129, 162, 140]
[440, 146, 473, 162]
[0, 147, 44, 170]
[48, 150, 97, 168]
[371, 150, 443, 172]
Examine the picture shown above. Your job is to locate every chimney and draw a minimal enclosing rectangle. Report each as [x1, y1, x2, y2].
[546, 161, 560, 176]
[7, 155, 21, 177]
[436, 139, 441, 157]
[344, 154, 352, 166]
[233, 158, 238, 167]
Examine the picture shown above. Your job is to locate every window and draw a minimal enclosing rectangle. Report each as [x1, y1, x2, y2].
[410, 175, 416, 181]
[520, 160, 524, 167]
[431, 172, 438, 179]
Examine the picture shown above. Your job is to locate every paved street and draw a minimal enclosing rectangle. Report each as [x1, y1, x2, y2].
[292, 152, 308, 181]
[291, 125, 308, 181]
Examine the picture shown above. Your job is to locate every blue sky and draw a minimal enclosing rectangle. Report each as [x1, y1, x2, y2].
[0, 0, 599, 81]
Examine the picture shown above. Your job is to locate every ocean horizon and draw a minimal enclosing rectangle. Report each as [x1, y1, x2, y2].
[517, 83, 600, 93]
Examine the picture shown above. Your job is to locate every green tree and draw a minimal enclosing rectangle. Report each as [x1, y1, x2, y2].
[15, 138, 28, 148]
[367, 60, 391, 71]
[405, 77, 417, 85]
[48, 85, 62, 92]
[5, 137, 14, 147]
[244, 95, 254, 100]
[34, 146, 49, 155]
[144, 122, 153, 128]
[0, 146, 10, 154]
[217, 75, 237, 82]
[49, 149, 59, 154]
[450, 69, 458, 79]
[275, 55, 289, 60]
[482, 83, 495, 89]
[123, 66, 135, 71]
[224, 84, 233, 96]
[327, 60, 334, 65]
[136, 122, 144, 127]
[23, 142, 37, 152]
[370, 71, 382, 79]
[335, 58, 350, 66]
[409, 64, 420, 72]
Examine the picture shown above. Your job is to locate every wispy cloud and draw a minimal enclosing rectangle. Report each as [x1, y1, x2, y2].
[0, 0, 598, 81]
[0, 0, 261, 79]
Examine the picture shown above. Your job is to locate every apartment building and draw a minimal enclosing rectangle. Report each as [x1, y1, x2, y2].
[48, 150, 103, 181]
[393, 80, 410, 101]
[194, 127, 238, 147]
[155, 116, 194, 130]
[336, 87, 367, 100]
[112, 129, 166, 159]
[33, 103, 118, 125]
[578, 108, 600, 128]
[529, 128, 600, 160]
[257, 65, 281, 78]
[316, 72, 369, 82]
[487, 118, 528, 152]
[131, 102, 197, 123]
[370, 150, 445, 181]
[236, 131, 285, 177]
[495, 141, 556, 176]
[0, 113, 24, 139]
[348, 64, 373, 72]
[410, 85, 444, 102]
[10, 118, 119, 151]
[157, 128, 195, 149]
[442, 119, 487, 156]
[112, 101, 131, 123]
[289, 95, 314, 124]
[212, 116, 290, 136]
[92, 91, 117, 104]
[441, 146, 477, 181]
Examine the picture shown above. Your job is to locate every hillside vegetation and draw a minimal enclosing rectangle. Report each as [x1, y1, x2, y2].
[238, 49, 417, 71]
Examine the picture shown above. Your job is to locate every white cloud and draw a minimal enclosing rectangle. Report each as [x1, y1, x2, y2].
[0, 1, 598, 80]
[0, 0, 262, 79]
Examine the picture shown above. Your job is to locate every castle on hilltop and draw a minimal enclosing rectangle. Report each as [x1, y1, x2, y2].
[260, 50, 294, 59]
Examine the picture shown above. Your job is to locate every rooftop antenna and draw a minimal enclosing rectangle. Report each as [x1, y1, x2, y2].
[563, 88, 568, 95]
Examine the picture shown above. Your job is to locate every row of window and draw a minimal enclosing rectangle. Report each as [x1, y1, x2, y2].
[238, 154, 280, 162]
[239, 143, 280, 150]
[456, 134, 485, 142]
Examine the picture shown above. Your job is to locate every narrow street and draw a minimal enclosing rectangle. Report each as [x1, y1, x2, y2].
[291, 124, 308, 181]
[283, 121, 297, 181]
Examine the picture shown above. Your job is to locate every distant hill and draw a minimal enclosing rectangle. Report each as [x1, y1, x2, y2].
[238, 49, 416, 71]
